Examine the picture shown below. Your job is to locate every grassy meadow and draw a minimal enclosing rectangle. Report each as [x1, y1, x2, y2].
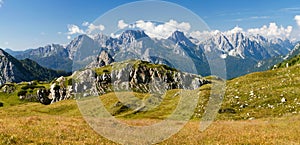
[1, 64, 300, 144]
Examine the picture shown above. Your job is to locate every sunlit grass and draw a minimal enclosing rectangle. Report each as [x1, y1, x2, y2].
[1, 61, 300, 144]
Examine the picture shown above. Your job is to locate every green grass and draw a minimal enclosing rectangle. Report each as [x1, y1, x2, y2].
[275, 54, 300, 69]
[0, 81, 51, 107]
[220, 64, 300, 120]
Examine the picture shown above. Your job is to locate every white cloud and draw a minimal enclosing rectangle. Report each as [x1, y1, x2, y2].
[131, 19, 191, 39]
[0, 0, 3, 8]
[82, 21, 90, 26]
[225, 26, 244, 35]
[67, 24, 84, 35]
[67, 23, 105, 36]
[118, 20, 129, 29]
[57, 32, 62, 35]
[189, 30, 220, 41]
[67, 35, 71, 40]
[294, 15, 300, 27]
[190, 23, 293, 41]
[247, 23, 293, 39]
[86, 24, 105, 34]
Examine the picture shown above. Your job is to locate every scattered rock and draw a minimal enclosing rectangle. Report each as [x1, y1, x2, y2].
[37, 89, 51, 105]
[218, 108, 236, 114]
[281, 97, 287, 103]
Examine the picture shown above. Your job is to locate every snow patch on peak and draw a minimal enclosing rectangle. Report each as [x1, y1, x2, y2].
[220, 54, 228, 59]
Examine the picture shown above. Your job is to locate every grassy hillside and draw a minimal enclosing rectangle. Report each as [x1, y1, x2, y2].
[274, 54, 300, 69]
[220, 64, 300, 120]
[2, 61, 300, 119]
[1, 61, 300, 144]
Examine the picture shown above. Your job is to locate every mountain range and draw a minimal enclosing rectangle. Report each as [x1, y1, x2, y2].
[4, 29, 296, 80]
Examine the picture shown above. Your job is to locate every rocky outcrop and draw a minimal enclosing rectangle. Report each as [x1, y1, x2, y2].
[97, 50, 114, 66]
[49, 77, 73, 103]
[0, 84, 15, 93]
[37, 89, 51, 105]
[87, 50, 114, 68]
[37, 76, 74, 105]
[73, 60, 210, 96]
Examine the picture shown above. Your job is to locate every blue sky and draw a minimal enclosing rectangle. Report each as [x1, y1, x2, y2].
[1, 0, 300, 50]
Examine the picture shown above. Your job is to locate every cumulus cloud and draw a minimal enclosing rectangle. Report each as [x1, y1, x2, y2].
[294, 15, 300, 27]
[67, 23, 105, 37]
[247, 23, 293, 39]
[225, 26, 244, 35]
[118, 20, 129, 29]
[190, 23, 293, 41]
[67, 24, 84, 35]
[86, 23, 105, 34]
[190, 30, 220, 41]
[130, 19, 191, 39]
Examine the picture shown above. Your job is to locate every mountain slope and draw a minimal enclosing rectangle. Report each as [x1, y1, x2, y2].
[20, 58, 69, 81]
[271, 43, 300, 69]
[220, 63, 300, 120]
[283, 43, 300, 60]
[274, 55, 300, 69]
[0, 49, 68, 85]
[0, 49, 35, 84]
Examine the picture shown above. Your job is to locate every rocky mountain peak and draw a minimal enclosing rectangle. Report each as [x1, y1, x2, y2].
[168, 30, 195, 47]
[86, 50, 114, 68]
[119, 30, 149, 43]
[97, 50, 114, 67]
[169, 30, 186, 41]
[0, 48, 7, 56]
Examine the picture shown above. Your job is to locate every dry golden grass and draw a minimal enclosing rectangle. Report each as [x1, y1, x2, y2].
[162, 115, 300, 145]
[1, 101, 300, 145]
